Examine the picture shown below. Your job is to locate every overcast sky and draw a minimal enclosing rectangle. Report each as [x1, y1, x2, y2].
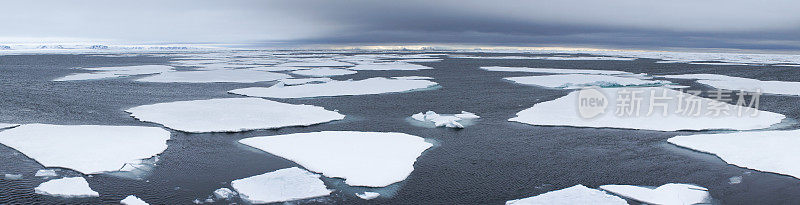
[2, 0, 800, 50]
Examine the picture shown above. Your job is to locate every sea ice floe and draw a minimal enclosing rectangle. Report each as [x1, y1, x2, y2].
[0, 124, 170, 174]
[505, 74, 671, 89]
[213, 188, 237, 200]
[249, 66, 309, 72]
[481, 66, 631, 75]
[229, 77, 438, 99]
[126, 98, 344, 133]
[688, 62, 750, 66]
[4, 174, 22, 180]
[452, 55, 636, 61]
[660, 74, 800, 96]
[291, 68, 357, 77]
[410, 111, 480, 128]
[135, 69, 290, 83]
[356, 192, 380, 200]
[510, 87, 785, 131]
[35, 169, 58, 177]
[230, 167, 331, 204]
[190, 63, 261, 70]
[668, 130, 800, 179]
[349, 62, 433, 70]
[279, 78, 333, 86]
[278, 60, 354, 67]
[599, 183, 710, 205]
[34, 177, 99, 198]
[0, 123, 18, 129]
[54, 65, 174, 81]
[239, 131, 433, 187]
[121, 195, 149, 205]
[505, 184, 627, 205]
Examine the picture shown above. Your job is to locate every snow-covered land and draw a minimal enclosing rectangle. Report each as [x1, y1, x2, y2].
[505, 185, 627, 205]
[135, 70, 290, 83]
[121, 195, 149, 205]
[34, 177, 99, 198]
[229, 77, 438, 98]
[239, 131, 433, 187]
[291, 67, 357, 77]
[126, 98, 344, 133]
[231, 167, 331, 204]
[480, 66, 630, 75]
[0, 124, 169, 174]
[599, 183, 710, 205]
[505, 74, 671, 89]
[668, 130, 800, 179]
[410, 111, 480, 128]
[660, 74, 800, 96]
[54, 65, 174, 81]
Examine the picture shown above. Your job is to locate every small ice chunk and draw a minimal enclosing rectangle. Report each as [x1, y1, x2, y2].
[34, 177, 99, 198]
[4, 174, 23, 180]
[454, 111, 480, 119]
[412, 111, 479, 128]
[480, 66, 630, 75]
[229, 77, 438, 99]
[239, 131, 433, 187]
[35, 169, 58, 177]
[291, 68, 357, 77]
[356, 192, 380, 200]
[121, 195, 149, 205]
[0, 124, 170, 174]
[127, 98, 344, 133]
[505, 74, 670, 89]
[349, 62, 433, 70]
[213, 188, 237, 200]
[136, 69, 290, 83]
[231, 167, 331, 204]
[279, 78, 332, 86]
[411, 113, 426, 121]
[729, 176, 743, 184]
[506, 184, 627, 205]
[600, 183, 710, 205]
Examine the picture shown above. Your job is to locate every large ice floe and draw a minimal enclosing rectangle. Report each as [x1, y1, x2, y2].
[506, 185, 627, 205]
[599, 183, 710, 205]
[121, 195, 149, 205]
[0, 124, 170, 174]
[505, 74, 670, 89]
[452, 55, 636, 61]
[126, 98, 344, 133]
[660, 74, 800, 96]
[278, 60, 354, 67]
[668, 130, 800, 179]
[510, 87, 784, 131]
[230, 167, 331, 204]
[291, 68, 357, 77]
[0, 123, 18, 129]
[135, 69, 290, 83]
[410, 111, 480, 128]
[480, 66, 630, 75]
[34, 177, 99, 198]
[348, 61, 433, 70]
[229, 77, 438, 99]
[54, 65, 174, 81]
[239, 131, 433, 187]
[279, 77, 333, 86]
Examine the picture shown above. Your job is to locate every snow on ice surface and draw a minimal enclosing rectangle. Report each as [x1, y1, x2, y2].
[126, 98, 344, 133]
[229, 77, 438, 99]
[291, 67, 357, 77]
[599, 183, 710, 205]
[356, 192, 380, 200]
[279, 78, 333, 86]
[121, 195, 149, 205]
[505, 74, 670, 89]
[509, 87, 784, 131]
[230, 167, 331, 204]
[0, 123, 18, 129]
[506, 185, 627, 205]
[668, 130, 800, 179]
[660, 74, 800, 96]
[410, 111, 480, 128]
[34, 177, 99, 198]
[239, 131, 433, 187]
[278, 60, 354, 67]
[35, 169, 58, 177]
[0, 124, 170, 174]
[480, 66, 630, 75]
[135, 69, 290, 83]
[54, 65, 174, 81]
[349, 61, 433, 70]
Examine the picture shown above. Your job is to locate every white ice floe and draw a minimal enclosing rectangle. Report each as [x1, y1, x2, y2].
[452, 55, 636, 61]
[279, 78, 333, 86]
[4, 174, 22, 180]
[0, 124, 170, 174]
[0, 123, 18, 129]
[249, 66, 309, 72]
[668, 130, 800, 179]
[510, 87, 784, 131]
[356, 192, 380, 200]
[121, 195, 149, 205]
[291, 68, 357, 77]
[239, 131, 433, 187]
[213, 188, 237, 200]
[126, 98, 344, 133]
[34, 177, 99, 198]
[190, 63, 261, 70]
[506, 184, 627, 205]
[230, 77, 438, 99]
[599, 183, 710, 205]
[54, 65, 174, 81]
[278, 60, 354, 67]
[231, 167, 331, 204]
[505, 74, 670, 89]
[660, 73, 800, 96]
[349, 62, 433, 70]
[480, 66, 631, 75]
[135, 69, 290, 83]
[410, 111, 480, 128]
[688, 62, 750, 66]
[35, 169, 58, 177]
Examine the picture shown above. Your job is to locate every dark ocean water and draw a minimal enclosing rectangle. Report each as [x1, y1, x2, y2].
[1, 52, 800, 204]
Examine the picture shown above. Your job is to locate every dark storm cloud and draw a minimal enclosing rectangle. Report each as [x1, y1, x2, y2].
[3, 0, 800, 50]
